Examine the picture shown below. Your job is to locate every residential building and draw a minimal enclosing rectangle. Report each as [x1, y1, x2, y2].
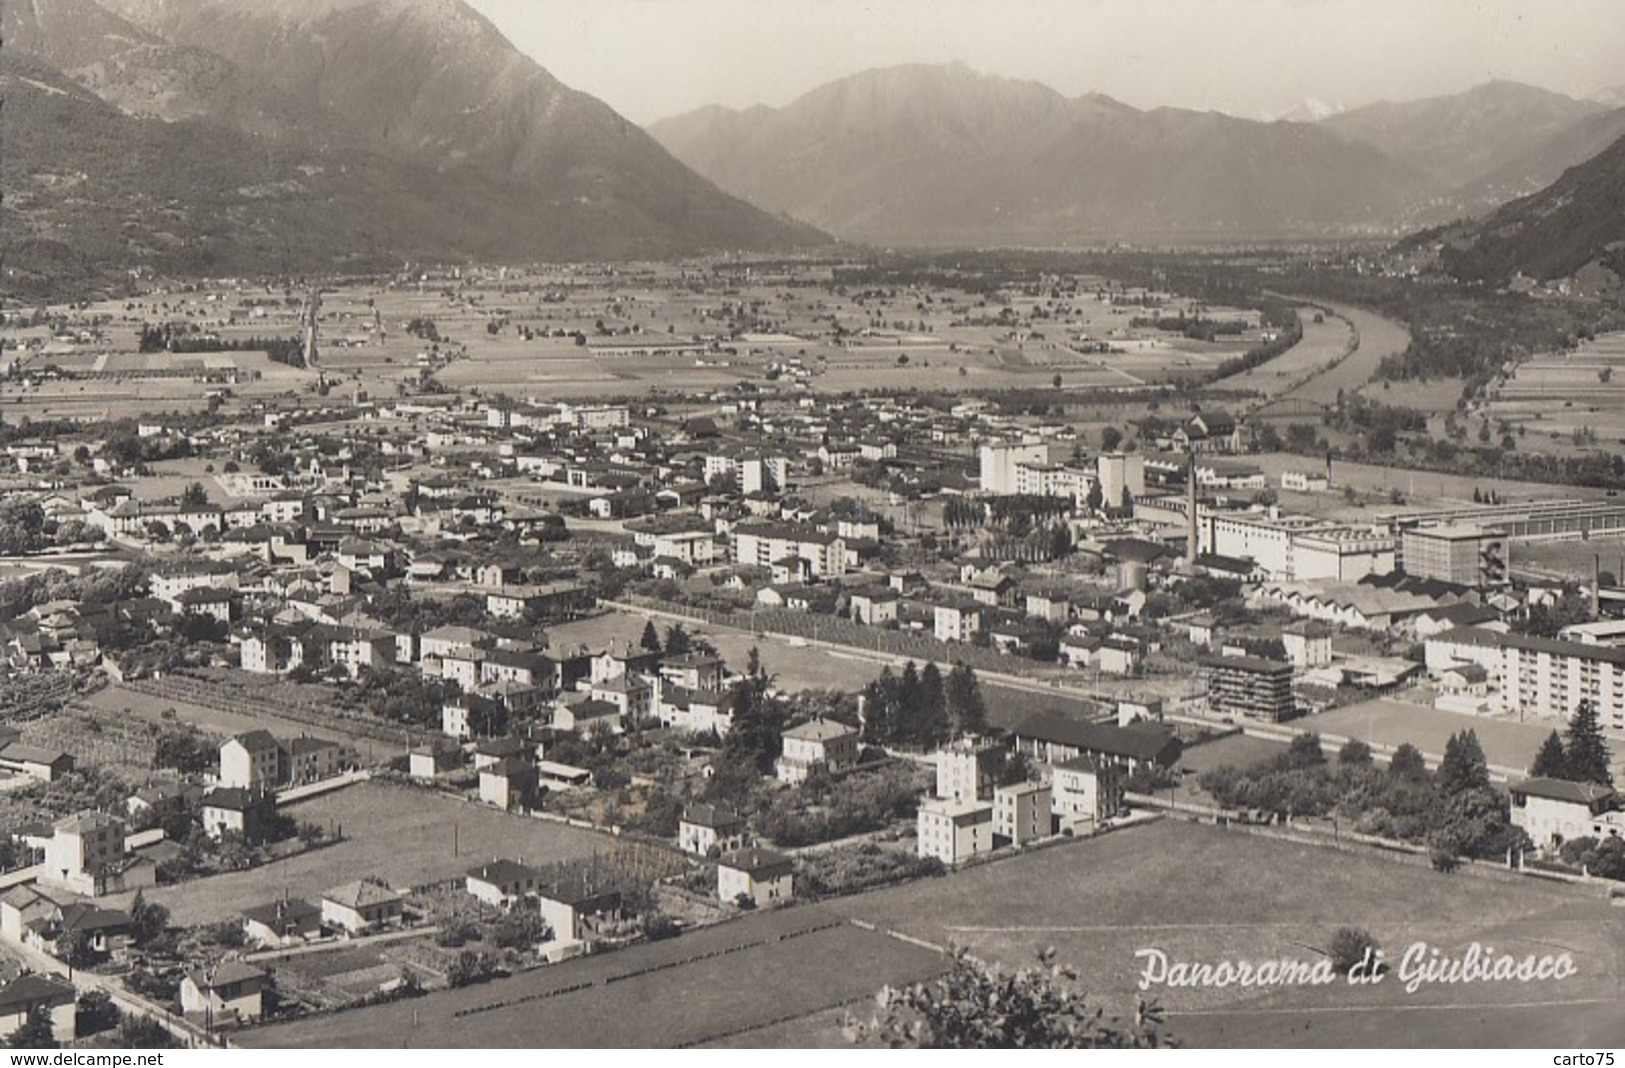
[200, 788, 277, 844]
[717, 848, 794, 907]
[1509, 778, 1623, 849]
[321, 878, 403, 935]
[219, 730, 284, 791]
[935, 740, 1002, 803]
[0, 974, 76, 1044]
[1425, 627, 1625, 732]
[1201, 655, 1297, 722]
[994, 781, 1052, 845]
[465, 860, 541, 909]
[181, 962, 267, 1025]
[679, 803, 747, 857]
[916, 797, 995, 865]
[1051, 757, 1123, 828]
[241, 898, 322, 948]
[776, 719, 860, 783]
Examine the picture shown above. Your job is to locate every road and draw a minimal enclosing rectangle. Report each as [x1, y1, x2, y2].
[0, 935, 215, 1047]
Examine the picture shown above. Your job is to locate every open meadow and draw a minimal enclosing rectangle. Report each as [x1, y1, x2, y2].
[245, 818, 1624, 1048]
[810, 819, 1624, 1049]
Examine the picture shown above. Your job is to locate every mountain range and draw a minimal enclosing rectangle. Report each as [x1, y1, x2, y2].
[1426, 132, 1625, 293]
[0, 0, 824, 296]
[4, 2, 1622, 293]
[650, 65, 1625, 250]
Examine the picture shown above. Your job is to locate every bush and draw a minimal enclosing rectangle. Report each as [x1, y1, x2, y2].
[1430, 849, 1460, 874]
[643, 912, 680, 941]
[1328, 927, 1378, 974]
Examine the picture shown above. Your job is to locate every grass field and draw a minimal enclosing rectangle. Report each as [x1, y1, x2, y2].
[809, 819, 1624, 1049]
[240, 907, 944, 1048]
[243, 818, 1623, 1048]
[77, 684, 387, 757]
[148, 782, 623, 926]
[1297, 698, 1572, 773]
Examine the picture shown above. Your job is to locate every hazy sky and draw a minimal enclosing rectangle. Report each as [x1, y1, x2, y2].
[467, 0, 1625, 124]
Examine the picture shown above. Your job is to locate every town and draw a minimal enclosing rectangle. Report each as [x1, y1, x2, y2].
[0, 255, 1618, 1049]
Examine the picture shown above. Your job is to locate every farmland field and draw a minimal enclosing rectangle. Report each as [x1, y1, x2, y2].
[1487, 333, 1625, 453]
[147, 782, 629, 926]
[240, 907, 945, 1048]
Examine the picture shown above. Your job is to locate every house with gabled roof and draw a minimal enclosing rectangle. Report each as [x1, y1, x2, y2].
[181, 961, 267, 1025]
[321, 878, 403, 935]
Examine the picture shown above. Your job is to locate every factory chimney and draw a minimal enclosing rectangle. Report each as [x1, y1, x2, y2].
[1595, 554, 1603, 620]
[1186, 448, 1199, 572]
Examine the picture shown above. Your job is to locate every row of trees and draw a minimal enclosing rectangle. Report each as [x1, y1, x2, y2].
[861, 661, 987, 748]
[1528, 700, 1614, 787]
[1200, 729, 1524, 861]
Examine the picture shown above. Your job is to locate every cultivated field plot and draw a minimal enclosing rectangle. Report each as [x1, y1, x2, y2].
[148, 782, 623, 926]
[1488, 333, 1625, 450]
[241, 907, 945, 1048]
[78, 685, 365, 752]
[1297, 698, 1571, 773]
[1212, 307, 1351, 396]
[814, 820, 1625, 1049]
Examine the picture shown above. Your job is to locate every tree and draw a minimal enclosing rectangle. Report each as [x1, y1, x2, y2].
[76, 990, 120, 1036]
[945, 663, 987, 738]
[1562, 700, 1614, 786]
[1083, 479, 1104, 516]
[896, 661, 923, 744]
[1436, 730, 1490, 796]
[638, 619, 662, 653]
[117, 1016, 179, 1049]
[58, 928, 98, 967]
[917, 662, 949, 748]
[845, 948, 1173, 1049]
[129, 889, 169, 947]
[1389, 743, 1428, 780]
[181, 481, 210, 508]
[1337, 739, 1373, 767]
[1100, 425, 1123, 452]
[663, 623, 692, 657]
[1530, 730, 1569, 779]
[1285, 732, 1325, 769]
[7, 1005, 56, 1049]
